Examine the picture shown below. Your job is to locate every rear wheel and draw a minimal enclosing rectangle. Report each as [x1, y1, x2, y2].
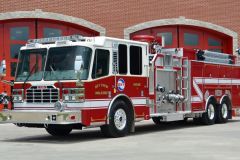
[201, 99, 216, 125]
[45, 125, 72, 136]
[216, 99, 230, 123]
[101, 100, 133, 138]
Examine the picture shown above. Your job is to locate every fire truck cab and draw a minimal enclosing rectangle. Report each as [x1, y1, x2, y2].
[0, 35, 239, 137]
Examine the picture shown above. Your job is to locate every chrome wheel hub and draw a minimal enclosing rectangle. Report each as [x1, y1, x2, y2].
[222, 103, 228, 119]
[114, 108, 127, 130]
[208, 104, 215, 120]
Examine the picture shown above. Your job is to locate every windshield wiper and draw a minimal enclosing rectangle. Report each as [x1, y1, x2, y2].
[49, 65, 62, 88]
[23, 63, 37, 88]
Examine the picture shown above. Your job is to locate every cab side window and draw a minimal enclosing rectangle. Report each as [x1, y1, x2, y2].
[130, 46, 142, 75]
[92, 49, 109, 79]
[118, 44, 127, 74]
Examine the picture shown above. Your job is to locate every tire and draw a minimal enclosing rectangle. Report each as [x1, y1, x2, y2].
[216, 99, 230, 123]
[152, 117, 162, 125]
[201, 99, 216, 125]
[45, 125, 72, 136]
[101, 100, 133, 138]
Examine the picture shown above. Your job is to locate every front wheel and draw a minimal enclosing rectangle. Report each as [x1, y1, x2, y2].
[45, 125, 72, 136]
[201, 99, 216, 125]
[101, 100, 133, 138]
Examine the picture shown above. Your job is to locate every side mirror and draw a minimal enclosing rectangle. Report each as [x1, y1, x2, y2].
[0, 60, 6, 77]
[74, 56, 83, 81]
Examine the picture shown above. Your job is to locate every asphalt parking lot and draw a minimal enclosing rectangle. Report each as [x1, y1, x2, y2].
[0, 118, 240, 160]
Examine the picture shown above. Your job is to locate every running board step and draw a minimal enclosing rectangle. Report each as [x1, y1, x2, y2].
[150, 111, 191, 122]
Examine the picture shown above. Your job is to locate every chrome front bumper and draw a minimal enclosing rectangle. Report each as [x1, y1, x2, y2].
[0, 110, 81, 124]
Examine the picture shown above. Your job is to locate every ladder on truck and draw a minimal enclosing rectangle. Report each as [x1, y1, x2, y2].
[178, 57, 190, 112]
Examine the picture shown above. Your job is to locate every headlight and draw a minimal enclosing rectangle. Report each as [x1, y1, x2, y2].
[71, 96, 76, 101]
[62, 88, 85, 102]
[64, 95, 69, 101]
[54, 101, 67, 112]
[12, 89, 23, 103]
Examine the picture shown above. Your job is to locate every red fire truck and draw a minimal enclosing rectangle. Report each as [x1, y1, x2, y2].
[0, 35, 240, 137]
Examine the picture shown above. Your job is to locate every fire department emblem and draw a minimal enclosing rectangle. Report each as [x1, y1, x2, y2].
[117, 78, 125, 91]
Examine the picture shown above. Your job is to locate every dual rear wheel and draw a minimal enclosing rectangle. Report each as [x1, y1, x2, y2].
[199, 98, 230, 125]
[216, 99, 230, 123]
[151, 98, 231, 126]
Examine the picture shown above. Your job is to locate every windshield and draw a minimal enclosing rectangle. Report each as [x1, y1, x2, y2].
[44, 46, 92, 80]
[15, 48, 47, 82]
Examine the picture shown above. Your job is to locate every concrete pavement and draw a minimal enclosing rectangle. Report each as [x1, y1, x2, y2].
[0, 118, 240, 160]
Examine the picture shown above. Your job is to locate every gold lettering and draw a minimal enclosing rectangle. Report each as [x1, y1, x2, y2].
[133, 83, 141, 87]
[95, 84, 109, 89]
[95, 91, 109, 95]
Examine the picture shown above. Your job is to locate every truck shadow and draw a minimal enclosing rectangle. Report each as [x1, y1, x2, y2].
[133, 118, 240, 136]
[2, 119, 240, 144]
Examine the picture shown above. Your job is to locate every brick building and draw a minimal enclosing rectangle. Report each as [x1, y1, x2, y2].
[0, 0, 239, 92]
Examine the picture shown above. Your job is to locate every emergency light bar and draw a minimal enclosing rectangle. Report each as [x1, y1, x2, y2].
[27, 35, 85, 44]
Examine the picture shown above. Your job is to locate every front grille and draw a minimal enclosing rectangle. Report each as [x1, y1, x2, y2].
[26, 86, 59, 103]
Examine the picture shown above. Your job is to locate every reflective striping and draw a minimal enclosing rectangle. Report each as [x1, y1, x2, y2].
[14, 97, 147, 110]
[193, 80, 203, 101]
[231, 79, 240, 85]
[132, 98, 147, 105]
[218, 79, 233, 84]
[15, 108, 54, 110]
[194, 77, 240, 85]
[191, 77, 240, 103]
[85, 99, 111, 101]
[191, 96, 202, 102]
[203, 78, 218, 84]
[15, 100, 111, 109]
